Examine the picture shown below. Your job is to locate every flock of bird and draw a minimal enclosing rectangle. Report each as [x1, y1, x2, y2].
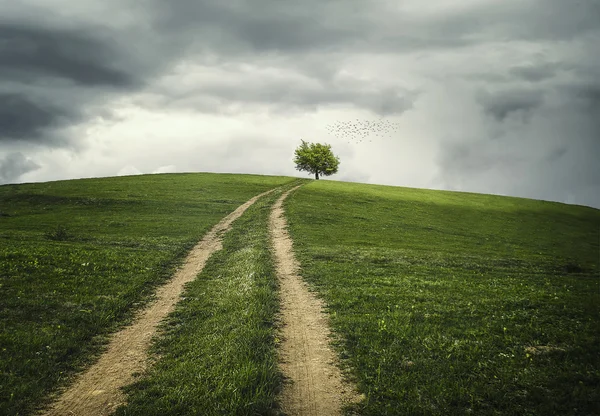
[325, 118, 401, 144]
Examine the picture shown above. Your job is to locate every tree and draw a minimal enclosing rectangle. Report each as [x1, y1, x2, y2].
[293, 140, 340, 180]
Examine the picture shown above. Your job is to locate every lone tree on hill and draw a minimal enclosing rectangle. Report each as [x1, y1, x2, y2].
[293, 140, 340, 180]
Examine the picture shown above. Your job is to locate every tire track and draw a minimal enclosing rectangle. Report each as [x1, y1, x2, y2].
[42, 189, 275, 416]
[270, 186, 362, 416]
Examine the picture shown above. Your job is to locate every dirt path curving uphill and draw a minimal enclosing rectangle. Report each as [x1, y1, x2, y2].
[270, 186, 362, 416]
[43, 189, 275, 416]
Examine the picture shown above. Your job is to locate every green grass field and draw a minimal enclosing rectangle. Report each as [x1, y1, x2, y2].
[285, 181, 600, 415]
[2, 174, 599, 415]
[0, 173, 294, 416]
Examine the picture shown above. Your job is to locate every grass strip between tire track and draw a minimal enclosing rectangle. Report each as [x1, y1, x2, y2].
[115, 186, 294, 415]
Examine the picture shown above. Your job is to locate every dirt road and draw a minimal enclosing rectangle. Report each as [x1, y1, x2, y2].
[270, 186, 362, 416]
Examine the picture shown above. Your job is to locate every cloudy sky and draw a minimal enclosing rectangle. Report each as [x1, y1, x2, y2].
[1, 0, 599, 208]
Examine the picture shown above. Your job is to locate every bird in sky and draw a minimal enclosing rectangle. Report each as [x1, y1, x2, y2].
[325, 118, 401, 144]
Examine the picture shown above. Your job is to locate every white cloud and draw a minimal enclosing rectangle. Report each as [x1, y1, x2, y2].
[153, 165, 177, 174]
[117, 165, 143, 176]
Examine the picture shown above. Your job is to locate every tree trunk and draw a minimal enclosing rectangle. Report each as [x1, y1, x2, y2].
[315, 171, 319, 180]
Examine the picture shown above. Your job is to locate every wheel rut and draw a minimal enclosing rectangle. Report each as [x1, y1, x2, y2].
[42, 189, 275, 416]
[270, 186, 362, 416]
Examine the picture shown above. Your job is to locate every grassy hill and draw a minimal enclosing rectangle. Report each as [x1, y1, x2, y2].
[285, 181, 599, 415]
[1, 173, 598, 415]
[0, 173, 296, 415]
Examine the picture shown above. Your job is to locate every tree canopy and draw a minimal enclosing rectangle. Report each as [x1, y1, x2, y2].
[293, 140, 340, 180]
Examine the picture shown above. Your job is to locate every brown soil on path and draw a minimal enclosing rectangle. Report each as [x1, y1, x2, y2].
[42, 189, 275, 416]
[270, 186, 362, 416]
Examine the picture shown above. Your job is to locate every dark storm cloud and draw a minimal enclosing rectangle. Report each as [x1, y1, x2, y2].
[0, 93, 78, 141]
[0, 23, 135, 87]
[468, 61, 564, 85]
[437, 139, 524, 176]
[0, 152, 40, 183]
[433, 3, 600, 209]
[546, 146, 568, 162]
[509, 63, 561, 83]
[423, 0, 600, 44]
[557, 82, 600, 151]
[477, 89, 545, 122]
[567, 84, 600, 114]
[140, 0, 599, 121]
[0, 15, 149, 146]
[151, 71, 417, 116]
[152, 0, 600, 56]
[3, 0, 596, 147]
[151, 0, 373, 54]
[436, 79, 600, 207]
[517, 0, 600, 41]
